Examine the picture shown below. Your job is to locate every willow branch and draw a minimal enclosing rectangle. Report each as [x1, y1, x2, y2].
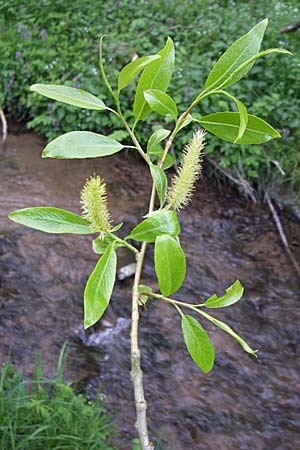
[116, 102, 148, 164]
[145, 291, 201, 313]
[129, 119, 182, 449]
[131, 244, 153, 450]
[127, 91, 210, 448]
[125, 130, 155, 450]
[129, 172, 156, 449]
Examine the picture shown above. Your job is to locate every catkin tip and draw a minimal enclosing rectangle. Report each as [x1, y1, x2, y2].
[167, 129, 206, 210]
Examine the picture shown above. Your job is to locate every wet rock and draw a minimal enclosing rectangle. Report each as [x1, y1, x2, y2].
[84, 318, 130, 347]
[117, 262, 136, 280]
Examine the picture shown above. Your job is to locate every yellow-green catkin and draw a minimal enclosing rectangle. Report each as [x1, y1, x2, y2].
[167, 129, 206, 210]
[80, 175, 111, 233]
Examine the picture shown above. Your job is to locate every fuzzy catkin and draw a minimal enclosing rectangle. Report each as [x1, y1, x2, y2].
[167, 129, 205, 210]
[80, 175, 111, 233]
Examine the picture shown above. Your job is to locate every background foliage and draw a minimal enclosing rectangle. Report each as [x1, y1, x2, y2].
[0, 0, 299, 191]
[0, 360, 114, 449]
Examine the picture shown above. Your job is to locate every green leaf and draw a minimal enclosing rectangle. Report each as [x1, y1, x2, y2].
[118, 55, 161, 91]
[155, 234, 186, 296]
[138, 284, 152, 305]
[150, 164, 167, 207]
[92, 234, 124, 255]
[111, 222, 123, 232]
[198, 112, 280, 144]
[214, 90, 248, 143]
[99, 35, 115, 98]
[8, 207, 93, 234]
[144, 89, 178, 120]
[149, 147, 174, 170]
[204, 280, 244, 308]
[204, 19, 268, 91]
[147, 129, 170, 154]
[128, 210, 180, 242]
[133, 37, 175, 126]
[181, 315, 215, 373]
[30, 84, 108, 110]
[218, 48, 292, 90]
[84, 245, 117, 328]
[198, 309, 257, 356]
[43, 131, 124, 159]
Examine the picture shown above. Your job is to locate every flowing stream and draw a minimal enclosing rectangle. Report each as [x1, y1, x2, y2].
[0, 127, 299, 449]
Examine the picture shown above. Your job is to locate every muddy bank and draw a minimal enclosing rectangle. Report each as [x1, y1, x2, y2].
[0, 128, 300, 449]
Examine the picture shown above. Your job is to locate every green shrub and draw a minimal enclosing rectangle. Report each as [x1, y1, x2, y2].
[0, 358, 114, 450]
[0, 0, 299, 191]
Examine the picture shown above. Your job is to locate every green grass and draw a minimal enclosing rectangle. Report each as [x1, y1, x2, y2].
[0, 351, 115, 450]
[1, 0, 299, 192]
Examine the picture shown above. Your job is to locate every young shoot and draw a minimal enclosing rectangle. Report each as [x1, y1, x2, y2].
[8, 18, 290, 450]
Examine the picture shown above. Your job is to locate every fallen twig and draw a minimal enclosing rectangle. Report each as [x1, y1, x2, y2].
[0, 108, 7, 144]
[265, 192, 300, 278]
[205, 156, 300, 277]
[206, 156, 257, 203]
[280, 22, 300, 33]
